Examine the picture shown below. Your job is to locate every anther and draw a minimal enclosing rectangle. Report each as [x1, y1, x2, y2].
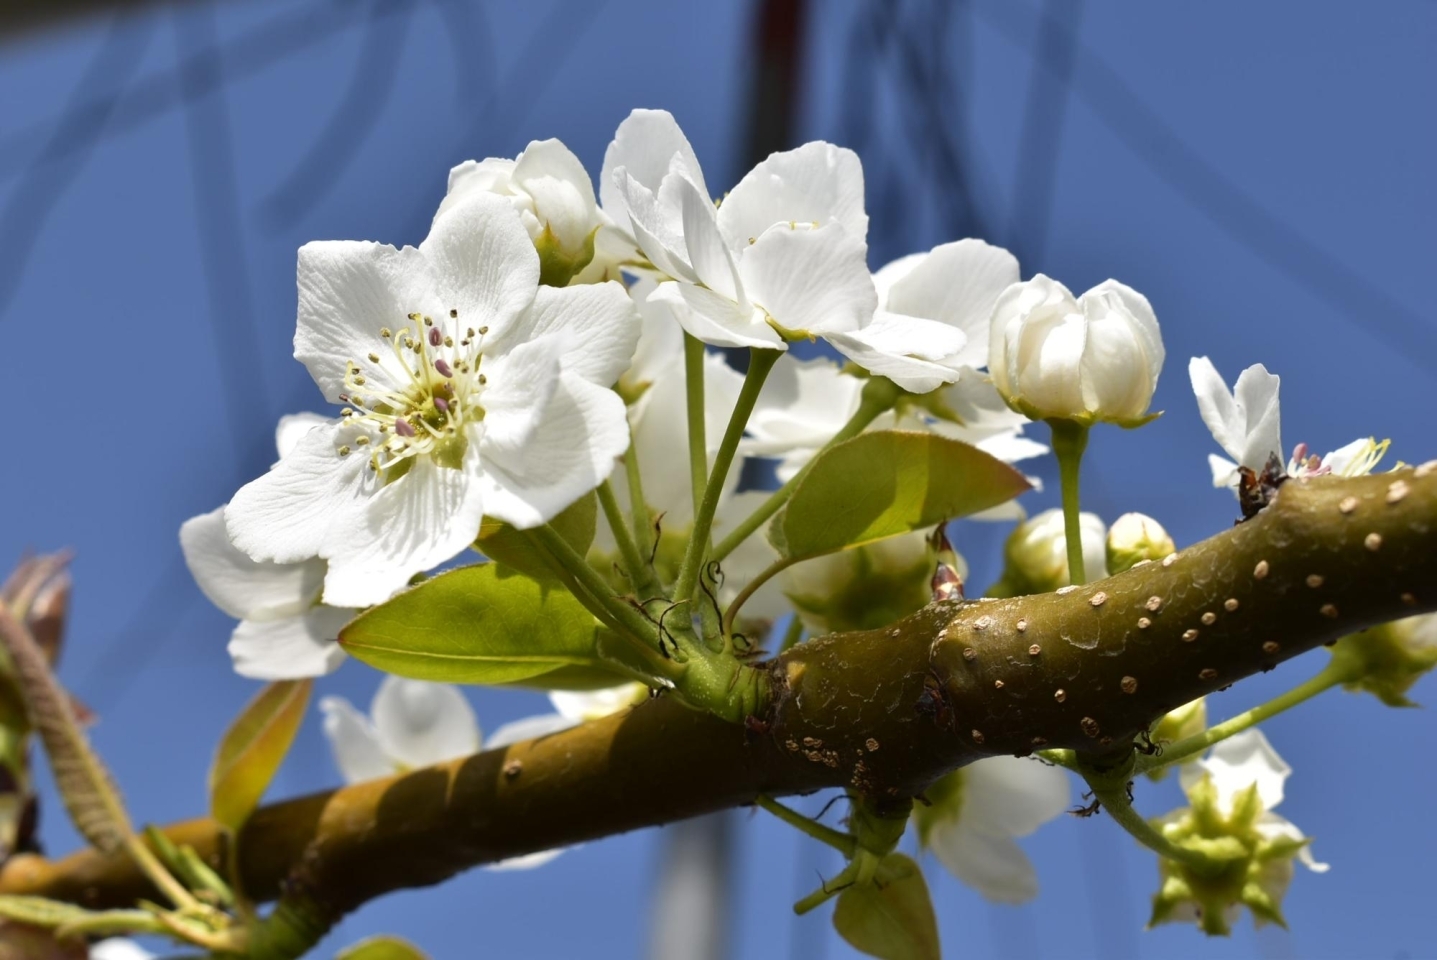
[1254, 560, 1270, 579]
[467, 328, 476, 339]
[338, 445, 351, 456]
[1365, 532, 1382, 551]
[1201, 611, 1217, 626]
[478, 374, 488, 385]
[1182, 629, 1200, 642]
[449, 308, 458, 318]
[1146, 596, 1163, 612]
[1138, 617, 1152, 629]
[1262, 641, 1280, 655]
[368, 352, 380, 363]
[1054, 689, 1066, 703]
[1028, 644, 1042, 657]
[1320, 603, 1339, 618]
[1306, 574, 1324, 588]
[1224, 598, 1240, 611]
[380, 327, 392, 338]
[1080, 717, 1100, 738]
[353, 375, 366, 385]
[444, 336, 454, 347]
[423, 316, 433, 327]
[429, 327, 443, 347]
[1339, 496, 1359, 514]
[1199, 668, 1219, 681]
[1387, 480, 1410, 504]
[434, 359, 454, 378]
[340, 409, 353, 417]
[355, 436, 370, 446]
[434, 397, 449, 413]
[1090, 591, 1108, 607]
[1120, 676, 1138, 694]
[394, 420, 416, 438]
[478, 325, 489, 334]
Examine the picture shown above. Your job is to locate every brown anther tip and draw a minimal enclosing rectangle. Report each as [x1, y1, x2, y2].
[1201, 611, 1217, 626]
[1320, 603, 1339, 618]
[1146, 596, 1163, 612]
[1028, 644, 1042, 656]
[1054, 689, 1067, 703]
[1090, 591, 1108, 607]
[962, 647, 978, 662]
[1199, 668, 1219, 681]
[971, 730, 985, 744]
[503, 760, 523, 780]
[1254, 560, 1270, 579]
[1262, 640, 1280, 655]
[1306, 574, 1325, 589]
[1120, 676, 1138, 694]
[1137, 617, 1152, 629]
[1016, 618, 1029, 633]
[1182, 628, 1200, 642]
[1339, 496, 1360, 514]
[1365, 532, 1383, 551]
[1387, 480, 1411, 504]
[1080, 717, 1101, 738]
[1224, 598, 1240, 612]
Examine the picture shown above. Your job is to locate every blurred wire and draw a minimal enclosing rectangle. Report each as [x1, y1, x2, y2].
[0, 0, 375, 182]
[647, 813, 736, 960]
[1007, 0, 1082, 269]
[980, 0, 1437, 374]
[0, 12, 154, 319]
[173, 0, 268, 451]
[258, 0, 415, 227]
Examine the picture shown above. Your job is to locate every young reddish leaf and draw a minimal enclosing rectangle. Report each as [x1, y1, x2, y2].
[209, 679, 312, 833]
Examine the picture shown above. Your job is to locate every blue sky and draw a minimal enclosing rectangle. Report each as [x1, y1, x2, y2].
[1, 2, 1434, 957]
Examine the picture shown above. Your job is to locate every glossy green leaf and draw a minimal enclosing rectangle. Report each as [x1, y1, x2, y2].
[832, 853, 940, 960]
[773, 431, 1029, 561]
[336, 935, 430, 960]
[208, 680, 311, 833]
[497, 659, 636, 692]
[339, 563, 606, 685]
[475, 492, 597, 580]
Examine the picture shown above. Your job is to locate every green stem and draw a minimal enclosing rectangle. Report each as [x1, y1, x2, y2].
[1137, 662, 1353, 775]
[1049, 419, 1091, 586]
[711, 375, 900, 564]
[756, 795, 857, 858]
[793, 858, 862, 915]
[683, 333, 709, 519]
[1088, 782, 1234, 876]
[674, 348, 782, 603]
[597, 480, 658, 598]
[624, 445, 655, 570]
[722, 554, 797, 637]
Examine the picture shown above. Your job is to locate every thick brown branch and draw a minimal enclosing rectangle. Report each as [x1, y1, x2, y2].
[1, 469, 1433, 922]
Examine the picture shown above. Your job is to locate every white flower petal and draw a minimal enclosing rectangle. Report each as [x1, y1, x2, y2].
[225, 420, 379, 566]
[511, 138, 598, 250]
[487, 282, 640, 389]
[622, 273, 685, 391]
[1257, 813, 1330, 873]
[829, 312, 966, 394]
[549, 684, 646, 722]
[618, 169, 697, 282]
[746, 356, 864, 464]
[438, 157, 519, 223]
[371, 677, 481, 769]
[990, 274, 1085, 417]
[928, 821, 1040, 904]
[480, 335, 565, 451]
[601, 109, 708, 236]
[1197, 728, 1291, 814]
[479, 374, 629, 530]
[677, 176, 742, 301]
[882, 239, 1019, 370]
[274, 411, 330, 460]
[871, 252, 926, 303]
[1189, 357, 1282, 471]
[182, 507, 324, 620]
[717, 141, 867, 251]
[648, 280, 781, 350]
[320, 430, 487, 607]
[959, 756, 1071, 838]
[485, 712, 578, 749]
[1208, 453, 1242, 490]
[1078, 282, 1163, 421]
[484, 848, 568, 872]
[418, 192, 541, 342]
[228, 605, 353, 680]
[90, 939, 157, 960]
[319, 695, 394, 783]
[738, 223, 876, 337]
[1081, 280, 1164, 403]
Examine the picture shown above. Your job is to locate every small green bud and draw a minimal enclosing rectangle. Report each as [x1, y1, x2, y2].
[1328, 614, 1437, 707]
[783, 531, 942, 635]
[1106, 511, 1176, 574]
[534, 222, 598, 287]
[1145, 697, 1207, 782]
[989, 508, 1107, 597]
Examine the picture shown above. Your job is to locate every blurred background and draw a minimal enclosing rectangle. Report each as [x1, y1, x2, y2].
[2, 1, 1434, 957]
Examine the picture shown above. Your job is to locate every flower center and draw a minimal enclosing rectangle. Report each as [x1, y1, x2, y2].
[334, 310, 489, 479]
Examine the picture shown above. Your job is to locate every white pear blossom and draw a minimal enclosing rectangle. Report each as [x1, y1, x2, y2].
[781, 528, 948, 635]
[90, 941, 155, 960]
[828, 240, 1021, 394]
[995, 507, 1108, 595]
[225, 193, 640, 608]
[1105, 511, 1176, 574]
[1188, 357, 1284, 488]
[990, 274, 1164, 426]
[181, 413, 355, 680]
[319, 676, 481, 782]
[914, 757, 1070, 903]
[437, 139, 604, 285]
[1153, 730, 1327, 934]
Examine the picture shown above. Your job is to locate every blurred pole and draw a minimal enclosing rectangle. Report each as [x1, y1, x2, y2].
[646, 2, 808, 958]
[647, 813, 736, 960]
[1, 0, 177, 43]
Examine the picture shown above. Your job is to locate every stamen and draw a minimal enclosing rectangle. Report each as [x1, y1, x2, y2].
[435, 359, 454, 378]
[434, 396, 449, 412]
[394, 420, 416, 438]
[428, 327, 443, 347]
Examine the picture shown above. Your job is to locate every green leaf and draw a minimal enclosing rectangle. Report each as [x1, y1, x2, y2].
[339, 563, 607, 685]
[475, 492, 597, 581]
[336, 935, 430, 960]
[773, 431, 1029, 561]
[497, 659, 636, 692]
[208, 680, 311, 833]
[832, 853, 941, 960]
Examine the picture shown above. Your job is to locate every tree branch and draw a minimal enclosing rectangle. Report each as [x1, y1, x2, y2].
[1, 469, 1432, 927]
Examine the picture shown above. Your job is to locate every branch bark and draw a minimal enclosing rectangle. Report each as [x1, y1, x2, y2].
[1, 469, 1433, 927]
